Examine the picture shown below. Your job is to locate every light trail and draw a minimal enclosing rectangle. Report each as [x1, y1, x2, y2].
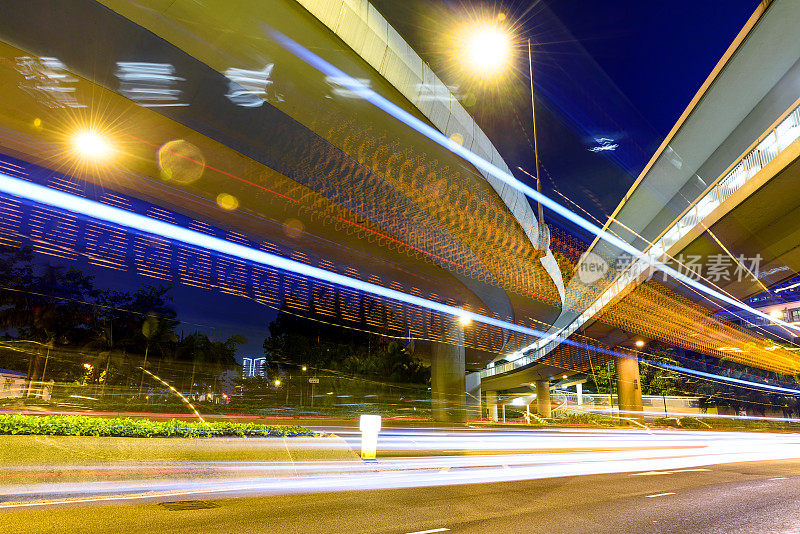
[138, 367, 208, 426]
[589, 408, 800, 423]
[267, 29, 800, 335]
[0, 172, 546, 340]
[0, 172, 797, 396]
[2, 428, 800, 508]
[635, 356, 800, 395]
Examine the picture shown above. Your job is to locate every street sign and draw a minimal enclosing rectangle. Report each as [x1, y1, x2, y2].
[308, 377, 319, 384]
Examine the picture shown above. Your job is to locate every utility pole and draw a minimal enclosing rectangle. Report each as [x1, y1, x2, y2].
[527, 38, 544, 225]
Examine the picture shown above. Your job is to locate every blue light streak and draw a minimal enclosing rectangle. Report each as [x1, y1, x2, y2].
[550, 334, 800, 395]
[0, 172, 546, 340]
[267, 29, 800, 335]
[1, 173, 797, 396]
[638, 357, 800, 395]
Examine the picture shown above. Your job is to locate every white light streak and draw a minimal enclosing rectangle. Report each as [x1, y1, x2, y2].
[267, 30, 800, 337]
[0, 173, 547, 341]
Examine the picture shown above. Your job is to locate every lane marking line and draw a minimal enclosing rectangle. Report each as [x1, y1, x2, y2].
[406, 529, 450, 534]
[646, 492, 676, 498]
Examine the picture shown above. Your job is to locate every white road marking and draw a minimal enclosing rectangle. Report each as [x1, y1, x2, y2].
[646, 492, 676, 498]
[406, 529, 450, 534]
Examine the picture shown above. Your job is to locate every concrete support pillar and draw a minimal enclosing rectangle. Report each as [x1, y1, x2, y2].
[615, 354, 643, 420]
[465, 372, 481, 421]
[576, 383, 583, 407]
[486, 390, 498, 421]
[430, 320, 466, 423]
[536, 380, 551, 418]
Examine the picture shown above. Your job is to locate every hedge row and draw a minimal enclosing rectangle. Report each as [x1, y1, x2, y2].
[652, 416, 800, 431]
[0, 414, 314, 438]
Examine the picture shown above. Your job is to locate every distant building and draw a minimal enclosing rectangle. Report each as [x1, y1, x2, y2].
[241, 357, 266, 378]
[0, 368, 51, 400]
[0, 368, 26, 399]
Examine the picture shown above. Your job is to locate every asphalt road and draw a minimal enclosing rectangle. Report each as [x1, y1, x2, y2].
[3, 459, 800, 533]
[4, 427, 800, 533]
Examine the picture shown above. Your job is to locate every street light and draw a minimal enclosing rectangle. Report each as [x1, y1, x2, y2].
[273, 379, 281, 387]
[458, 20, 546, 230]
[73, 130, 113, 160]
[459, 23, 513, 75]
[635, 339, 645, 348]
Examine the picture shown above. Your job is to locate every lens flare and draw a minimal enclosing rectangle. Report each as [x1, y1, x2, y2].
[462, 24, 513, 74]
[73, 131, 113, 160]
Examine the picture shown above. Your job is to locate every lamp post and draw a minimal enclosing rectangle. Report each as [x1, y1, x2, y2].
[459, 22, 547, 234]
[301, 365, 307, 406]
[526, 39, 544, 226]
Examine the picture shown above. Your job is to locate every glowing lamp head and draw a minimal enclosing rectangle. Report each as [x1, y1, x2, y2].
[770, 310, 783, 319]
[73, 131, 112, 160]
[458, 313, 473, 326]
[301, 365, 307, 372]
[462, 24, 513, 74]
[635, 340, 645, 348]
[273, 379, 281, 387]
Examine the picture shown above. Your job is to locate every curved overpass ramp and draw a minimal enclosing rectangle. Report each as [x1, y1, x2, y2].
[0, 0, 565, 420]
[481, 0, 800, 409]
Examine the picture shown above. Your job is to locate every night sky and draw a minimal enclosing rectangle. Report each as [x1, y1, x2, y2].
[373, 0, 760, 238]
[543, 0, 759, 136]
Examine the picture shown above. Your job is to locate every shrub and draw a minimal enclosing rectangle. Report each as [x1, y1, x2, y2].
[0, 414, 314, 438]
[557, 412, 619, 426]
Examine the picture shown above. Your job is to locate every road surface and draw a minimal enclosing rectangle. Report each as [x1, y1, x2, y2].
[3, 427, 800, 532]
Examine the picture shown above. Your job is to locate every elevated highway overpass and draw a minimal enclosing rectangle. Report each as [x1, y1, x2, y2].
[0, 0, 565, 421]
[480, 0, 800, 418]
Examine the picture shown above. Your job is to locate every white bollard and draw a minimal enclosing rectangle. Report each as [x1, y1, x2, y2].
[359, 414, 381, 460]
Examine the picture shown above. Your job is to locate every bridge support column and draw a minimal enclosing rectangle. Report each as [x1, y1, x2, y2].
[465, 372, 481, 421]
[536, 380, 551, 418]
[615, 353, 643, 421]
[485, 390, 498, 421]
[430, 319, 466, 423]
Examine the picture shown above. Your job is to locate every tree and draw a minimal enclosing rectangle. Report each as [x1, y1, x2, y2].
[0, 247, 97, 387]
[263, 298, 427, 386]
[138, 313, 159, 396]
[175, 332, 245, 396]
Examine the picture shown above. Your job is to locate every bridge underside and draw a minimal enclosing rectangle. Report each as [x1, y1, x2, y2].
[482, 138, 800, 397]
[672, 137, 800, 302]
